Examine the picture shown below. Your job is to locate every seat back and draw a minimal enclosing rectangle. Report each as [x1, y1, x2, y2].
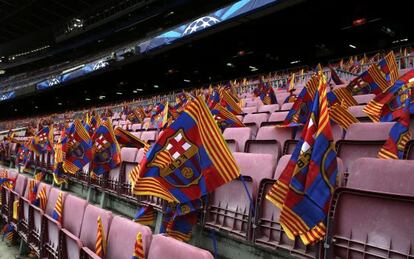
[141, 131, 157, 142]
[45, 188, 66, 216]
[243, 113, 269, 130]
[336, 140, 385, 172]
[347, 105, 369, 120]
[345, 122, 395, 140]
[106, 216, 152, 259]
[63, 195, 88, 238]
[15, 174, 27, 196]
[353, 94, 375, 104]
[242, 106, 258, 114]
[223, 127, 252, 152]
[280, 102, 293, 111]
[268, 111, 289, 124]
[80, 205, 113, 251]
[256, 126, 294, 150]
[131, 123, 142, 131]
[258, 104, 280, 113]
[148, 235, 213, 259]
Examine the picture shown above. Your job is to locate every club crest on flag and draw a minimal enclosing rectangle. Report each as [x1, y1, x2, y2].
[94, 134, 112, 164]
[66, 133, 86, 159]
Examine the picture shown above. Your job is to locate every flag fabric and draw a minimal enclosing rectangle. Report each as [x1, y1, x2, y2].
[31, 126, 54, 155]
[62, 120, 93, 174]
[287, 73, 295, 91]
[266, 75, 338, 245]
[329, 66, 344, 85]
[133, 206, 156, 225]
[210, 103, 245, 130]
[53, 140, 67, 185]
[52, 192, 63, 223]
[133, 96, 240, 204]
[219, 88, 242, 115]
[254, 80, 278, 105]
[91, 119, 121, 176]
[34, 170, 45, 181]
[34, 185, 48, 210]
[281, 74, 319, 127]
[114, 127, 148, 149]
[327, 87, 358, 108]
[1, 224, 14, 242]
[378, 51, 399, 86]
[27, 179, 39, 204]
[131, 232, 145, 259]
[284, 93, 298, 104]
[96, 216, 106, 258]
[329, 103, 359, 130]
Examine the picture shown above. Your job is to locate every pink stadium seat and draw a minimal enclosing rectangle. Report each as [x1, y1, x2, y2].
[258, 104, 280, 113]
[280, 102, 293, 111]
[347, 105, 369, 120]
[276, 93, 290, 106]
[268, 111, 289, 124]
[253, 155, 344, 258]
[100, 216, 152, 259]
[106, 147, 138, 192]
[63, 204, 112, 259]
[140, 130, 157, 143]
[223, 127, 252, 152]
[242, 106, 258, 114]
[245, 98, 263, 109]
[353, 94, 375, 104]
[205, 152, 277, 240]
[245, 126, 285, 158]
[236, 114, 244, 122]
[4, 174, 27, 223]
[131, 131, 142, 139]
[148, 235, 213, 259]
[324, 158, 414, 259]
[345, 122, 395, 140]
[43, 195, 88, 258]
[243, 113, 269, 137]
[331, 123, 343, 141]
[257, 126, 294, 152]
[130, 123, 142, 131]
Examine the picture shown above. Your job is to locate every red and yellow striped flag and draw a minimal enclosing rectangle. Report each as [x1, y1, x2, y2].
[96, 216, 106, 258]
[131, 232, 145, 259]
[36, 185, 48, 211]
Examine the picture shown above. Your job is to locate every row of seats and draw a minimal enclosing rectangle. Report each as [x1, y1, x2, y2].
[0, 171, 213, 259]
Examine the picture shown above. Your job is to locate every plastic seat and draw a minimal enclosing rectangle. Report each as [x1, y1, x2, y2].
[324, 158, 414, 259]
[258, 104, 280, 113]
[223, 127, 252, 152]
[131, 123, 142, 132]
[106, 147, 138, 192]
[253, 155, 344, 258]
[5, 174, 27, 224]
[88, 216, 152, 259]
[243, 113, 269, 137]
[280, 102, 293, 111]
[141, 130, 157, 143]
[276, 93, 290, 106]
[204, 152, 277, 240]
[406, 140, 414, 160]
[353, 94, 375, 105]
[344, 122, 395, 141]
[245, 126, 284, 158]
[267, 111, 289, 125]
[131, 131, 142, 139]
[347, 105, 370, 121]
[63, 204, 112, 259]
[242, 106, 258, 114]
[43, 195, 88, 258]
[148, 235, 213, 259]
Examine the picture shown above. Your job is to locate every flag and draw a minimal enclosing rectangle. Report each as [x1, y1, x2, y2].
[266, 75, 338, 245]
[1, 224, 14, 242]
[91, 119, 121, 176]
[52, 192, 63, 223]
[378, 51, 399, 86]
[34, 170, 45, 181]
[254, 80, 278, 105]
[219, 88, 242, 115]
[31, 125, 54, 155]
[62, 120, 93, 174]
[114, 127, 148, 149]
[210, 103, 244, 130]
[133, 96, 240, 204]
[327, 87, 358, 108]
[34, 185, 48, 210]
[96, 216, 106, 258]
[329, 103, 359, 130]
[287, 73, 295, 91]
[131, 232, 145, 259]
[328, 66, 344, 85]
[133, 206, 155, 225]
[27, 179, 39, 204]
[281, 74, 319, 127]
[53, 140, 67, 185]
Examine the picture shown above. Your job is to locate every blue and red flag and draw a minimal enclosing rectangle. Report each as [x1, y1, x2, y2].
[91, 119, 121, 176]
[52, 192, 63, 223]
[31, 125, 54, 155]
[219, 87, 242, 115]
[133, 96, 240, 204]
[266, 75, 338, 245]
[62, 120, 93, 175]
[328, 65, 344, 85]
[133, 205, 155, 226]
[254, 80, 278, 105]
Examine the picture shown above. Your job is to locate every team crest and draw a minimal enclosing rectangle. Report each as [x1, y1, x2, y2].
[150, 129, 202, 188]
[66, 134, 85, 159]
[93, 134, 112, 164]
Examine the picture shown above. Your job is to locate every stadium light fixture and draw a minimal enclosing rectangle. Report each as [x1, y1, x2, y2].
[349, 44, 357, 49]
[116, 92, 123, 95]
[35, 106, 38, 109]
[98, 95, 106, 99]
[14, 108, 18, 112]
[85, 98, 91, 101]
[133, 90, 138, 93]
[136, 88, 143, 91]
[58, 103, 62, 106]
[184, 79, 191, 83]
[153, 85, 159, 88]
[290, 60, 300, 64]
[249, 65, 258, 72]
[227, 62, 234, 67]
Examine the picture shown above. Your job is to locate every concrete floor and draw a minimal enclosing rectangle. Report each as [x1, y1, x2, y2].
[0, 239, 21, 259]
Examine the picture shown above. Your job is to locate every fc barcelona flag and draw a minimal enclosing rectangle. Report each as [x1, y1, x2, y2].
[91, 119, 121, 176]
[62, 120, 93, 175]
[31, 126, 54, 155]
[219, 87, 242, 115]
[328, 65, 344, 85]
[134, 96, 240, 203]
[114, 127, 148, 149]
[254, 80, 278, 105]
[266, 75, 338, 245]
[131, 232, 145, 259]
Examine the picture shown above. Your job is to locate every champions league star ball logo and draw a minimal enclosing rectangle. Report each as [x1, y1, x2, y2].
[182, 16, 220, 36]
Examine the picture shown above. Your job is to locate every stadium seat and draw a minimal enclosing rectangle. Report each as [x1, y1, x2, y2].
[223, 127, 252, 152]
[131, 131, 142, 139]
[267, 111, 289, 125]
[63, 204, 112, 259]
[130, 123, 142, 131]
[140, 130, 158, 143]
[242, 106, 258, 114]
[5, 174, 27, 224]
[0, 170, 18, 222]
[245, 126, 283, 158]
[353, 94, 375, 104]
[147, 235, 213, 259]
[107, 147, 138, 192]
[406, 140, 414, 159]
[243, 113, 269, 137]
[276, 93, 290, 106]
[204, 152, 277, 240]
[258, 104, 280, 113]
[58, 195, 88, 259]
[344, 122, 395, 140]
[324, 158, 414, 259]
[347, 105, 370, 121]
[280, 102, 293, 111]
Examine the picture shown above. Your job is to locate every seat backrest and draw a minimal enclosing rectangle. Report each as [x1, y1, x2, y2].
[106, 216, 152, 259]
[14, 174, 27, 196]
[63, 195, 88, 237]
[345, 122, 395, 140]
[121, 147, 138, 163]
[280, 102, 293, 111]
[243, 113, 269, 128]
[46, 188, 66, 216]
[148, 235, 213, 259]
[274, 154, 291, 179]
[258, 104, 280, 113]
[141, 131, 157, 142]
[347, 105, 368, 119]
[80, 205, 112, 251]
[131, 131, 142, 139]
[242, 106, 258, 114]
[268, 111, 289, 124]
[276, 93, 290, 105]
[353, 94, 375, 104]
[348, 158, 414, 195]
[256, 126, 294, 149]
[7, 170, 18, 179]
[223, 127, 252, 152]
[131, 124, 142, 131]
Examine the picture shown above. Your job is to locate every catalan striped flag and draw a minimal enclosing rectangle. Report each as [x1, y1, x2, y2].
[266, 75, 338, 245]
[114, 127, 148, 149]
[327, 87, 358, 108]
[329, 103, 359, 130]
[91, 119, 121, 176]
[62, 120, 93, 175]
[134, 96, 240, 204]
[34, 170, 45, 181]
[27, 179, 39, 204]
[96, 216, 106, 258]
[255, 80, 278, 105]
[1, 224, 14, 242]
[134, 205, 155, 226]
[378, 51, 399, 86]
[328, 65, 344, 85]
[210, 103, 244, 130]
[287, 73, 295, 91]
[52, 192, 63, 223]
[131, 232, 145, 259]
[35, 185, 48, 210]
[219, 87, 242, 115]
[53, 140, 67, 186]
